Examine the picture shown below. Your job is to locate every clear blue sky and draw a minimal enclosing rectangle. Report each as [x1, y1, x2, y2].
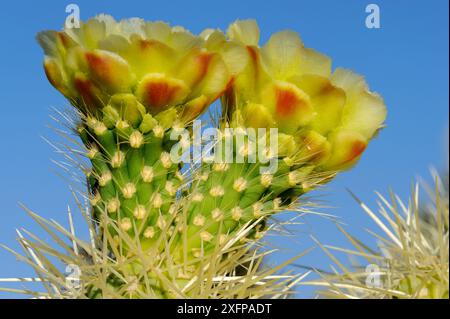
[0, 0, 448, 298]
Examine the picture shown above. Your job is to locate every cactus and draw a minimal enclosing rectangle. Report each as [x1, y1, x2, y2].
[309, 173, 449, 299]
[0, 15, 386, 298]
[176, 21, 387, 257]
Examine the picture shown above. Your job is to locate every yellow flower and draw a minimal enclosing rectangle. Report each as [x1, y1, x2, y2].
[213, 20, 387, 171]
[37, 15, 230, 122]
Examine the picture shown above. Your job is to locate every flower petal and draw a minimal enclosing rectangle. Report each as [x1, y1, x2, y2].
[143, 21, 172, 43]
[261, 31, 303, 80]
[299, 48, 331, 77]
[43, 57, 69, 96]
[227, 19, 260, 46]
[85, 49, 133, 92]
[126, 37, 176, 76]
[176, 49, 229, 100]
[292, 75, 346, 135]
[332, 68, 387, 139]
[136, 73, 190, 113]
[323, 130, 368, 170]
[242, 103, 276, 129]
[73, 72, 107, 110]
[180, 95, 208, 122]
[297, 130, 331, 164]
[263, 81, 315, 133]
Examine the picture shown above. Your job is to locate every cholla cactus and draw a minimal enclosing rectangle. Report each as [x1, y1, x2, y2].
[310, 173, 449, 299]
[2, 16, 386, 298]
[37, 16, 231, 255]
[178, 21, 387, 255]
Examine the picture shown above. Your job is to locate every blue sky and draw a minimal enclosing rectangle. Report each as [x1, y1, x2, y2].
[0, 0, 448, 298]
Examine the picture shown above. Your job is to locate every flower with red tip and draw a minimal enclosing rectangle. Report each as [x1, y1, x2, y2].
[38, 15, 230, 122]
[206, 20, 387, 171]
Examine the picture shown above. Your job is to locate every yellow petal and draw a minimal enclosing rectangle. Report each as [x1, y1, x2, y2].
[85, 49, 133, 92]
[218, 43, 250, 76]
[261, 31, 303, 80]
[262, 81, 315, 133]
[296, 130, 331, 164]
[169, 28, 202, 52]
[82, 18, 107, 49]
[331, 68, 387, 139]
[37, 31, 59, 56]
[242, 103, 276, 129]
[135, 73, 190, 113]
[292, 75, 346, 135]
[331, 68, 367, 93]
[277, 133, 297, 157]
[341, 90, 386, 139]
[175, 49, 215, 87]
[299, 48, 331, 77]
[126, 37, 175, 77]
[180, 95, 208, 122]
[227, 19, 260, 46]
[97, 34, 131, 56]
[43, 57, 69, 97]
[201, 29, 225, 49]
[175, 49, 229, 100]
[322, 130, 368, 170]
[231, 45, 270, 104]
[192, 54, 229, 100]
[143, 21, 171, 43]
[117, 18, 145, 38]
[108, 93, 145, 127]
[72, 72, 107, 111]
